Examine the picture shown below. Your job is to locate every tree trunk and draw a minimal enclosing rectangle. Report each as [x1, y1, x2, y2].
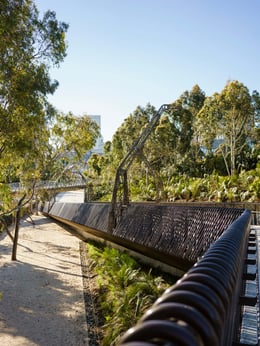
[230, 127, 236, 176]
[0, 218, 14, 242]
[140, 153, 166, 201]
[11, 194, 26, 261]
[219, 144, 231, 176]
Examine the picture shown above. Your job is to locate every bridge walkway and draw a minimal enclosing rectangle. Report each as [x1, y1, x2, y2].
[239, 224, 260, 346]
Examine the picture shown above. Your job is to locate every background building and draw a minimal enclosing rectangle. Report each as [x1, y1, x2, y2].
[89, 115, 104, 155]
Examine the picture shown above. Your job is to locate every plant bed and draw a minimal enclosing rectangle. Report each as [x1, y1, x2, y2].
[81, 240, 178, 346]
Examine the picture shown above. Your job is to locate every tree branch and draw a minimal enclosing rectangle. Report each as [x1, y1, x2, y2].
[0, 180, 37, 218]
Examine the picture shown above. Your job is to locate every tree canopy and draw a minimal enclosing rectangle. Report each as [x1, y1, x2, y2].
[0, 1, 102, 259]
[0, 1, 100, 213]
[0, 0, 68, 183]
[93, 81, 259, 202]
[197, 81, 256, 175]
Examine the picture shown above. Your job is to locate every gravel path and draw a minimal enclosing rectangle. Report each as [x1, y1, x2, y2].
[0, 215, 89, 346]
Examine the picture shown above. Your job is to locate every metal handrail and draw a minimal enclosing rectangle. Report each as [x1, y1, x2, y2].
[7, 179, 86, 192]
[118, 210, 252, 346]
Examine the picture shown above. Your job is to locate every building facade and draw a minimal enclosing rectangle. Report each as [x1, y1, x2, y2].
[89, 115, 104, 155]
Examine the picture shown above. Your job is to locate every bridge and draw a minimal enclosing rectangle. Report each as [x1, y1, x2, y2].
[42, 197, 260, 346]
[4, 101, 260, 344]
[8, 179, 86, 193]
[4, 179, 260, 344]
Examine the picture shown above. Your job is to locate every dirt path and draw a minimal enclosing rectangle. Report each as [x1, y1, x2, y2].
[0, 215, 89, 346]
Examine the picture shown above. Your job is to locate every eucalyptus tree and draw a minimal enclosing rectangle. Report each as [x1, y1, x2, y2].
[106, 97, 201, 200]
[105, 104, 171, 200]
[179, 85, 206, 158]
[141, 113, 178, 199]
[251, 90, 260, 154]
[107, 101, 195, 200]
[109, 104, 154, 171]
[0, 0, 68, 259]
[49, 112, 99, 171]
[161, 90, 203, 176]
[179, 84, 206, 115]
[197, 80, 255, 175]
[0, 0, 68, 184]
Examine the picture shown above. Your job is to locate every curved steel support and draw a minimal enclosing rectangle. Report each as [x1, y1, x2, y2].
[108, 104, 174, 231]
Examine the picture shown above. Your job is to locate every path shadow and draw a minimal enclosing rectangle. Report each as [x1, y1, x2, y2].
[0, 217, 89, 346]
[21, 216, 54, 227]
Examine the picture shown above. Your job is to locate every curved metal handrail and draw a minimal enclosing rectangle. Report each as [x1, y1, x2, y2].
[118, 210, 252, 346]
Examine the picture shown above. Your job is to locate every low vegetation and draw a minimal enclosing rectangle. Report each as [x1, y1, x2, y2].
[89, 166, 260, 203]
[136, 167, 260, 203]
[86, 241, 177, 346]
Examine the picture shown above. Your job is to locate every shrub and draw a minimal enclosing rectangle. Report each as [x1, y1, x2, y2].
[86, 242, 175, 345]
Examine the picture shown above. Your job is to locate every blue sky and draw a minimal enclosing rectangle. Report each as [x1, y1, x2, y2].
[35, 0, 260, 142]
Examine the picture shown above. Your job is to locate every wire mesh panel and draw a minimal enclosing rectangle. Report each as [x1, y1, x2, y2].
[113, 204, 244, 264]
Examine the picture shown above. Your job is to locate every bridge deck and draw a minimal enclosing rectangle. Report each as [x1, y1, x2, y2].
[239, 225, 260, 345]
